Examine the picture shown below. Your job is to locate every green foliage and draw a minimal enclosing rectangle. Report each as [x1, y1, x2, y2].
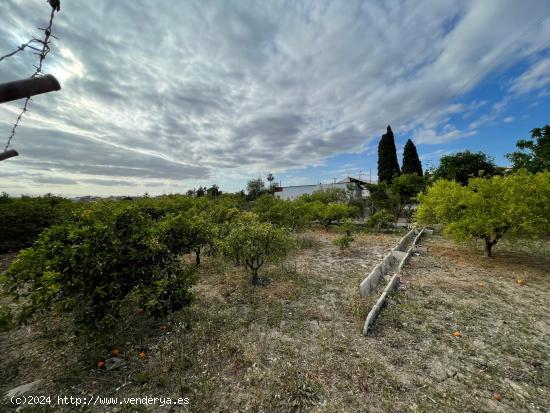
[366, 210, 394, 232]
[333, 235, 354, 250]
[1, 205, 197, 335]
[156, 209, 215, 265]
[377, 125, 401, 183]
[506, 125, 550, 173]
[0, 304, 13, 332]
[252, 194, 310, 231]
[401, 139, 423, 176]
[299, 188, 348, 204]
[389, 173, 427, 221]
[366, 183, 392, 213]
[206, 184, 221, 198]
[0, 194, 75, 252]
[432, 150, 497, 185]
[219, 213, 293, 285]
[366, 174, 426, 223]
[308, 201, 357, 230]
[416, 171, 550, 256]
[246, 178, 267, 201]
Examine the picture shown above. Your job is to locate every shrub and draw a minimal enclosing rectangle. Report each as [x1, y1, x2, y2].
[366, 210, 394, 232]
[219, 213, 293, 285]
[308, 202, 357, 230]
[156, 209, 216, 265]
[0, 194, 75, 252]
[0, 304, 13, 332]
[252, 194, 310, 231]
[333, 235, 354, 250]
[1, 205, 197, 335]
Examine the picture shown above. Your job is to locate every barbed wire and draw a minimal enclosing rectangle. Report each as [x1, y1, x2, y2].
[0, 39, 45, 63]
[2, 0, 60, 151]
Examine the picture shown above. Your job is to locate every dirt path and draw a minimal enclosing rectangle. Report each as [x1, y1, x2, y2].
[377, 235, 550, 412]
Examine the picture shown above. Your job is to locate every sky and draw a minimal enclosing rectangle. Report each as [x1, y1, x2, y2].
[0, 0, 549, 197]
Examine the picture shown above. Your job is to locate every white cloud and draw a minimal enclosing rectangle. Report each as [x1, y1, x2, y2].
[0, 0, 549, 195]
[510, 57, 550, 94]
[412, 127, 477, 145]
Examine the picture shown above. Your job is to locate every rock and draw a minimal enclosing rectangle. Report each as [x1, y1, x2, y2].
[105, 357, 126, 371]
[5, 380, 43, 399]
[446, 369, 457, 378]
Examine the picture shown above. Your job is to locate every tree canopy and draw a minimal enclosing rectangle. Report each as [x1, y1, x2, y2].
[246, 178, 267, 201]
[401, 139, 423, 176]
[416, 171, 550, 257]
[431, 150, 497, 185]
[506, 125, 550, 173]
[219, 214, 293, 285]
[377, 125, 400, 183]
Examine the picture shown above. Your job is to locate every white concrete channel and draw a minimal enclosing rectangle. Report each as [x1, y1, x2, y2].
[360, 227, 424, 335]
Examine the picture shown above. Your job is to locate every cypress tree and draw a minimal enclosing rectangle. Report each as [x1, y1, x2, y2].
[377, 125, 400, 183]
[401, 139, 423, 176]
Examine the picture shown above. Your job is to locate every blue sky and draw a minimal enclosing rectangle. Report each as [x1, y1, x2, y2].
[0, 0, 549, 196]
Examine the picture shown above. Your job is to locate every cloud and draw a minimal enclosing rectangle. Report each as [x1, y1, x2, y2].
[503, 116, 515, 123]
[510, 57, 550, 94]
[0, 0, 549, 195]
[412, 127, 477, 145]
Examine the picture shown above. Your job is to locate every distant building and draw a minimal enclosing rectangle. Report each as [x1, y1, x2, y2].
[274, 177, 372, 201]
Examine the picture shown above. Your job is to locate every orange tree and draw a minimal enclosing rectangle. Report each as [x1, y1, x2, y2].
[1, 205, 197, 335]
[416, 171, 550, 257]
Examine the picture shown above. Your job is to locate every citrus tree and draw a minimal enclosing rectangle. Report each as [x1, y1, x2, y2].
[252, 194, 310, 231]
[156, 209, 215, 266]
[1, 206, 197, 335]
[220, 214, 293, 285]
[416, 171, 550, 257]
[308, 201, 357, 230]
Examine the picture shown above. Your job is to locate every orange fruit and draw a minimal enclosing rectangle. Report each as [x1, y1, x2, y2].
[478, 283, 485, 287]
[493, 393, 502, 401]
[138, 351, 146, 360]
[452, 331, 462, 337]
[515, 279, 526, 286]
[97, 360, 105, 369]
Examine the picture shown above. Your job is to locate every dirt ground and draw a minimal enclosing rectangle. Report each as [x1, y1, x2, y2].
[1, 230, 549, 412]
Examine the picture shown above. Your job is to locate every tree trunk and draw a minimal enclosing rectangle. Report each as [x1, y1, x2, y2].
[252, 269, 259, 286]
[195, 248, 201, 266]
[484, 240, 494, 257]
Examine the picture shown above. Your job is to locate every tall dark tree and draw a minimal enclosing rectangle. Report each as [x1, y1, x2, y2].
[401, 139, 423, 176]
[377, 125, 400, 183]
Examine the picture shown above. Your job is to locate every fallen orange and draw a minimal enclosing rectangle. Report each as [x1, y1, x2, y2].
[138, 351, 146, 360]
[493, 392, 502, 401]
[452, 331, 462, 337]
[515, 279, 526, 286]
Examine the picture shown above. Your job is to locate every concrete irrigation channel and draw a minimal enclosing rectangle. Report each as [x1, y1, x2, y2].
[360, 227, 425, 335]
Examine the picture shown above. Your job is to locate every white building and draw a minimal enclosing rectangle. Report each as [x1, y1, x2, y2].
[274, 177, 372, 201]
